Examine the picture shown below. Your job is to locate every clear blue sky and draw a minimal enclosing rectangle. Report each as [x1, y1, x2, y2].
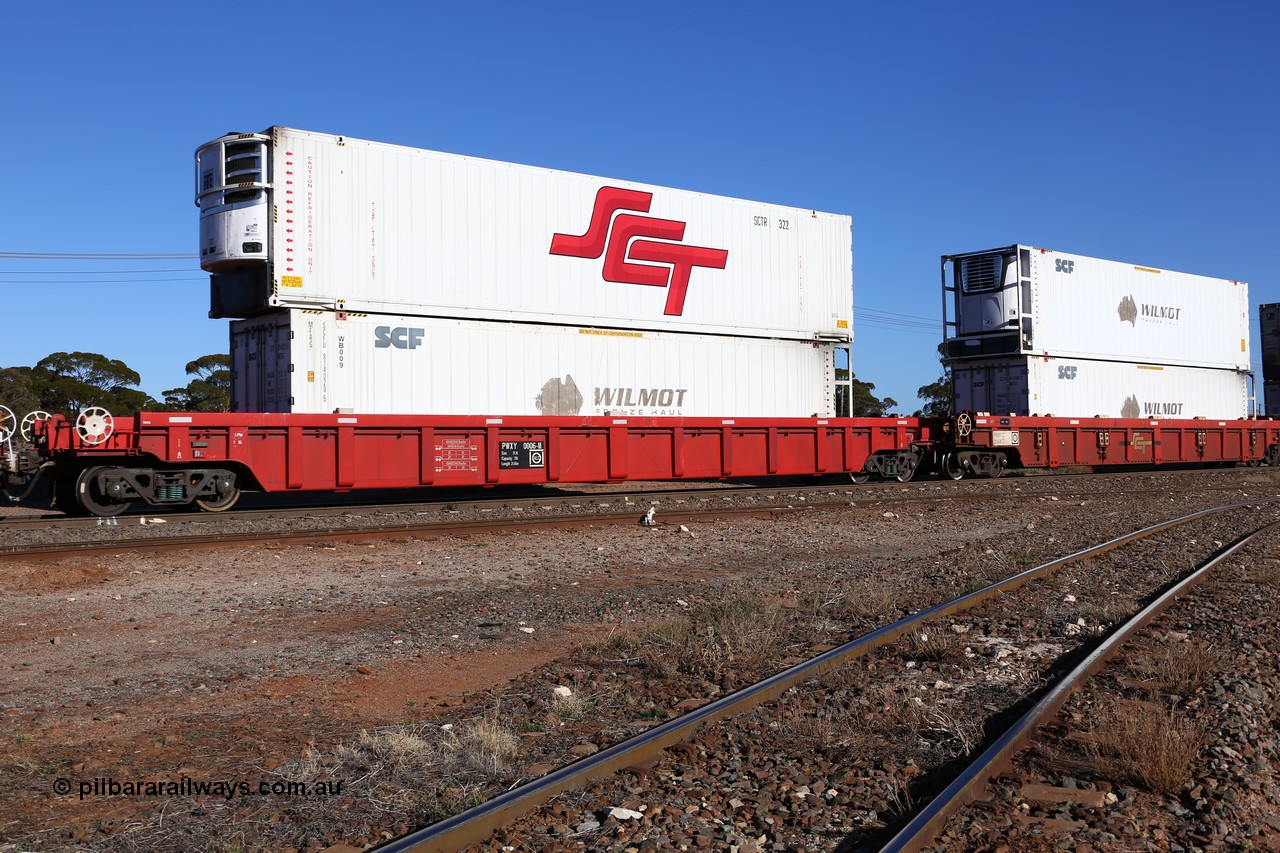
[2, 1, 1276, 411]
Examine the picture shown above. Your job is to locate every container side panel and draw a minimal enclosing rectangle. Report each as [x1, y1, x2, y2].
[234, 128, 853, 339]
[947, 245, 1248, 370]
[952, 356, 1247, 419]
[233, 310, 835, 418]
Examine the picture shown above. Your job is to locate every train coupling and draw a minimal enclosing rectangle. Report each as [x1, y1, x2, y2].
[2, 449, 51, 502]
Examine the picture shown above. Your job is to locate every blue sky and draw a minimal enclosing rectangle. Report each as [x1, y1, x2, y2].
[1, 1, 1276, 411]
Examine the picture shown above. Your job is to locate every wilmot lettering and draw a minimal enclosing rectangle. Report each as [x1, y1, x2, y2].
[1142, 401, 1184, 416]
[1140, 304, 1182, 321]
[594, 387, 688, 411]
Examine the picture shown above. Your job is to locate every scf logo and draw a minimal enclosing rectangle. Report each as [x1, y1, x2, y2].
[1055, 258, 1075, 274]
[375, 326, 425, 349]
[549, 186, 728, 316]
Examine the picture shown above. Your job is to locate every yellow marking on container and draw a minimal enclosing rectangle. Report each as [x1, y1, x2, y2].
[281, 275, 303, 288]
[579, 328, 643, 338]
[307, 371, 315, 382]
[1136, 365, 1164, 371]
[1242, 339, 1247, 352]
[1134, 266, 1162, 274]
[836, 319, 849, 329]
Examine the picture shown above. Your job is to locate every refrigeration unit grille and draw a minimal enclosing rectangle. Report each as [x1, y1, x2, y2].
[959, 255, 1002, 293]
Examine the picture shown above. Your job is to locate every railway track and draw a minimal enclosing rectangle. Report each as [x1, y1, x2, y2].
[0, 462, 1256, 531]
[882, 518, 1280, 851]
[1, 467, 1268, 558]
[358, 496, 1280, 852]
[0, 503, 810, 560]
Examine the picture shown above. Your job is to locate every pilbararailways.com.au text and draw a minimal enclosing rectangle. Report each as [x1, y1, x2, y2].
[55, 776, 345, 801]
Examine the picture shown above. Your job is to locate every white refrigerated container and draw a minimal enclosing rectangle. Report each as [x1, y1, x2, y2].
[943, 245, 1249, 370]
[951, 356, 1248, 420]
[198, 128, 852, 343]
[230, 309, 844, 417]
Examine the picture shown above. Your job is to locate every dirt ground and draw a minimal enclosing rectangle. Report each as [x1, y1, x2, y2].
[2, 503, 885, 848]
[1, 469, 1275, 850]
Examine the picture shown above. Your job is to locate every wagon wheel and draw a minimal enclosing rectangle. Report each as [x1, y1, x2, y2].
[20, 410, 52, 442]
[75, 407, 115, 446]
[195, 486, 242, 512]
[954, 411, 973, 439]
[941, 452, 966, 481]
[75, 466, 129, 517]
[895, 454, 919, 483]
[986, 454, 1007, 479]
[0, 406, 15, 444]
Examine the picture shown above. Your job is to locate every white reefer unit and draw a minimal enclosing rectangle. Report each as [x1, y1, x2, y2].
[942, 246, 1249, 370]
[197, 128, 852, 343]
[952, 356, 1248, 420]
[230, 310, 843, 417]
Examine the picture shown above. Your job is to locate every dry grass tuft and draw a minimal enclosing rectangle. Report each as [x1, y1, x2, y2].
[1086, 698, 1206, 795]
[276, 714, 522, 817]
[441, 717, 522, 778]
[819, 574, 902, 624]
[1141, 641, 1224, 697]
[896, 694, 983, 758]
[900, 628, 969, 665]
[1072, 593, 1138, 628]
[549, 692, 595, 721]
[1242, 558, 1280, 588]
[617, 596, 790, 683]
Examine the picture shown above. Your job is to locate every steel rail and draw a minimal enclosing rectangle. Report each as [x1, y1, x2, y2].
[0, 503, 819, 561]
[369, 495, 1280, 853]
[2, 469, 1257, 547]
[0, 481, 860, 532]
[879, 514, 1280, 852]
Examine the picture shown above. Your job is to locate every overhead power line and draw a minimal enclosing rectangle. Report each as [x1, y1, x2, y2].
[0, 268, 199, 275]
[0, 277, 205, 284]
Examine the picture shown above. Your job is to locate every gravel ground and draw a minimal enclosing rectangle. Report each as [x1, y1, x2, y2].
[0, 467, 1275, 852]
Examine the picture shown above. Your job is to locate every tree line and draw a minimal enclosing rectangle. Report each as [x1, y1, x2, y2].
[838, 360, 951, 417]
[0, 352, 950, 419]
[0, 352, 230, 418]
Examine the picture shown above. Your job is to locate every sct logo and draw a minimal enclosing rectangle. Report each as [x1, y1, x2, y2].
[374, 326, 425, 349]
[549, 186, 729, 316]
